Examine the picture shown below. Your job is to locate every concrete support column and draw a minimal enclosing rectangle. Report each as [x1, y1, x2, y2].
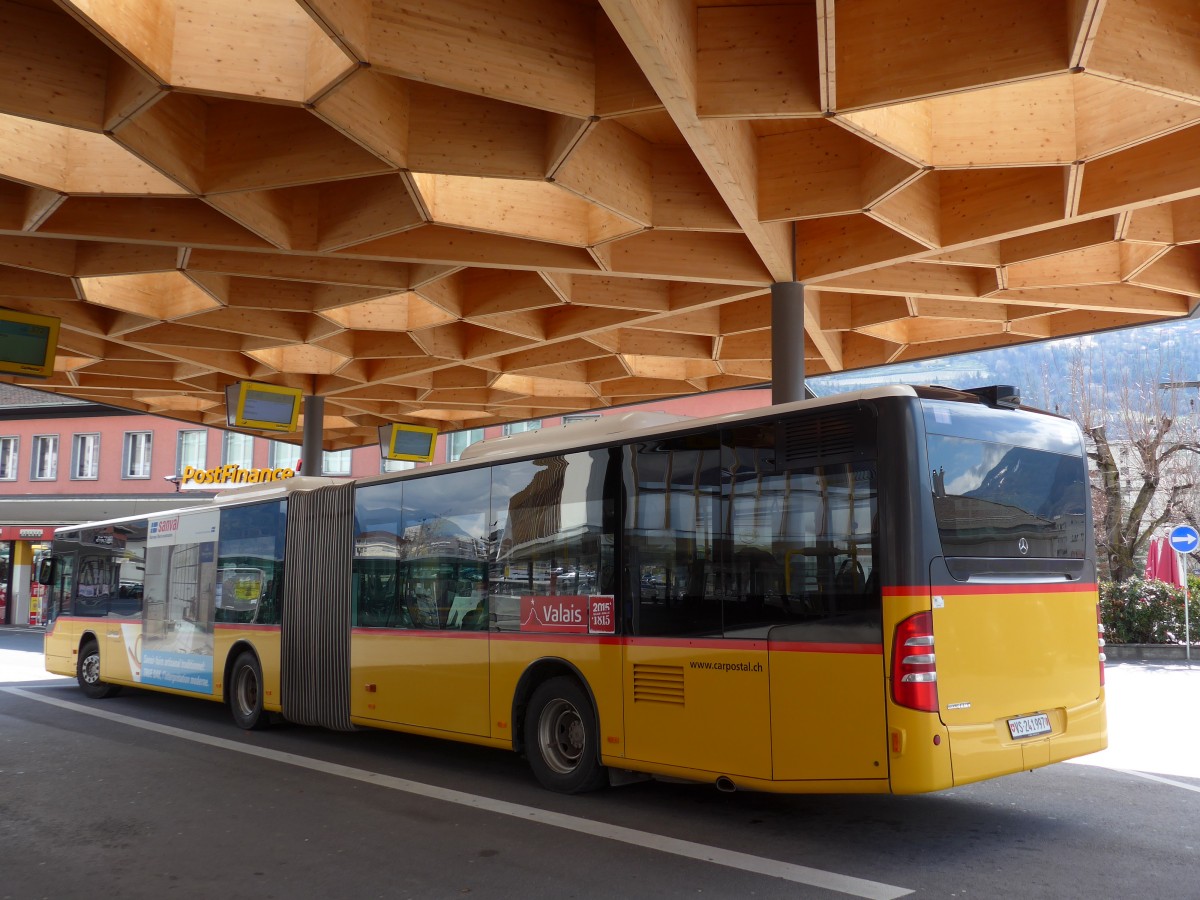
[301, 394, 325, 476]
[771, 281, 806, 405]
[12, 540, 32, 625]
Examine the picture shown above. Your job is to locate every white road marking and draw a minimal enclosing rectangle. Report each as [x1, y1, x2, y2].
[1117, 769, 1200, 795]
[4, 686, 910, 899]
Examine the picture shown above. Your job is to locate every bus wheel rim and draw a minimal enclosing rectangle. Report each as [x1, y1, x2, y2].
[236, 667, 258, 717]
[538, 698, 585, 775]
[82, 653, 100, 684]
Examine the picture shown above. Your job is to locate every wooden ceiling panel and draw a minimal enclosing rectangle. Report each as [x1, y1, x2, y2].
[0, 0, 1196, 445]
[368, 0, 596, 118]
[1086, 0, 1200, 102]
[833, 0, 1070, 110]
[0, 0, 116, 130]
[696, 3, 821, 119]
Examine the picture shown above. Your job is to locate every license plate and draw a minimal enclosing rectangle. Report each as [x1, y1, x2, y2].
[1008, 713, 1051, 740]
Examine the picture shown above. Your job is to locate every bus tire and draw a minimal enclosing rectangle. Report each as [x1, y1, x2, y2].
[229, 651, 269, 731]
[77, 639, 121, 700]
[524, 676, 607, 793]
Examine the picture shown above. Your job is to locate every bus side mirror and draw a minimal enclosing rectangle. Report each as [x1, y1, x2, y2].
[36, 558, 55, 586]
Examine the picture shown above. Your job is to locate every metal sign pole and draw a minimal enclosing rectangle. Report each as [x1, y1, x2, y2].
[1184, 548, 1192, 663]
[1167, 524, 1199, 664]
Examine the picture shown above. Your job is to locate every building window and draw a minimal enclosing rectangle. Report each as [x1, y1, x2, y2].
[223, 432, 254, 468]
[31, 435, 58, 480]
[268, 440, 298, 470]
[71, 433, 100, 480]
[177, 430, 207, 472]
[322, 449, 351, 475]
[562, 413, 601, 425]
[0, 436, 17, 480]
[381, 458, 415, 474]
[503, 419, 542, 437]
[447, 429, 484, 462]
[123, 432, 153, 478]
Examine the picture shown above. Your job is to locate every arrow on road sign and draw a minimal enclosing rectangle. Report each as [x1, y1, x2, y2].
[1168, 525, 1200, 554]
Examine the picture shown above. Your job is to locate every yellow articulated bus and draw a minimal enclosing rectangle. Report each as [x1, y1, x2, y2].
[43, 385, 1106, 794]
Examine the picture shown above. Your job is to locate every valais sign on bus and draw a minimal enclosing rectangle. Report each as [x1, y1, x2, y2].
[520, 595, 616, 635]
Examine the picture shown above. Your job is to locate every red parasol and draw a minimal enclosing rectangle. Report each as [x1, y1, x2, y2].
[1159, 537, 1185, 588]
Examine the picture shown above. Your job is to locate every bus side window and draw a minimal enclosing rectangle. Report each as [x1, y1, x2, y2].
[723, 420, 880, 633]
[217, 500, 286, 626]
[51, 554, 75, 619]
[355, 469, 491, 631]
[622, 437, 724, 638]
[490, 451, 614, 634]
[75, 556, 116, 617]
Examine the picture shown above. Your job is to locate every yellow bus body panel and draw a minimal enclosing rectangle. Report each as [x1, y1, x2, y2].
[43, 616, 80, 677]
[934, 587, 1101, 724]
[769, 645, 888, 781]
[622, 640, 771, 780]
[101, 621, 141, 683]
[884, 586, 1106, 792]
[351, 630, 490, 736]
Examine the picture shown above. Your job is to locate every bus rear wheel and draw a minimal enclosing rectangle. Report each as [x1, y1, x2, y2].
[229, 651, 269, 731]
[524, 676, 606, 793]
[77, 639, 121, 699]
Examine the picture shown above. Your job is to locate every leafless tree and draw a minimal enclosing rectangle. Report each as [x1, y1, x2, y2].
[1059, 343, 1200, 581]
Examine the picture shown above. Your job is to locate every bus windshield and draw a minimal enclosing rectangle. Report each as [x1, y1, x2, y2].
[923, 400, 1087, 559]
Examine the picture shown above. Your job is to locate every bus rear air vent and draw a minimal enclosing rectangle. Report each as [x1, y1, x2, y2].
[778, 410, 867, 468]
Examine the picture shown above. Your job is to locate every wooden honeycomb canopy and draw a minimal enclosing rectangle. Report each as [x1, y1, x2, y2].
[1, 0, 1198, 448]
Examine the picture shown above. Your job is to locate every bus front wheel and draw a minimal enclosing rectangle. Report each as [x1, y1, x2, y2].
[229, 651, 270, 731]
[524, 676, 606, 793]
[77, 639, 121, 700]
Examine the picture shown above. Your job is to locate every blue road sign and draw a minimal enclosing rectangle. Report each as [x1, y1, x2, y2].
[1168, 525, 1200, 554]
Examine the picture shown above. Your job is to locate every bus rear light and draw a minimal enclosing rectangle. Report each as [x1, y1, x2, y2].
[1097, 605, 1106, 687]
[892, 611, 939, 713]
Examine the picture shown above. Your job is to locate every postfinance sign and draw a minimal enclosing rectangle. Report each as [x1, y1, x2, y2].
[180, 464, 296, 489]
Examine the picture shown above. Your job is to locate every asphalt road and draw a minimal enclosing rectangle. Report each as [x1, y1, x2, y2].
[1, 628, 1197, 900]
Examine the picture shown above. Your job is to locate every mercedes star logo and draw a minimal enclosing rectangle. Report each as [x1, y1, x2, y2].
[1018, 538, 1029, 556]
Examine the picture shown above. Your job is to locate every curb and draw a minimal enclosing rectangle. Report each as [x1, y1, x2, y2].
[1105, 644, 1199, 661]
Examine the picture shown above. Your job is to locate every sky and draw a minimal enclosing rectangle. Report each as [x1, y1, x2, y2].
[808, 317, 1200, 414]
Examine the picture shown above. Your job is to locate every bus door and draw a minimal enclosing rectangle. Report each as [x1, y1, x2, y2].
[74, 550, 141, 684]
[43, 550, 76, 673]
[355, 559, 490, 736]
[349, 470, 491, 738]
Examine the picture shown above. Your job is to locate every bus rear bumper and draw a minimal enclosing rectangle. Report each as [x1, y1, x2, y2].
[947, 693, 1107, 787]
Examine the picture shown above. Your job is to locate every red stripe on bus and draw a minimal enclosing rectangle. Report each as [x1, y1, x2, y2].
[325, 629, 886, 653]
[489, 632, 624, 646]
[351, 627, 490, 640]
[622, 636, 767, 651]
[768, 641, 882, 655]
[883, 583, 1098, 596]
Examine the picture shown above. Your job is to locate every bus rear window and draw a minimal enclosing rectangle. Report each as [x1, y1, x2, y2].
[923, 402, 1087, 559]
